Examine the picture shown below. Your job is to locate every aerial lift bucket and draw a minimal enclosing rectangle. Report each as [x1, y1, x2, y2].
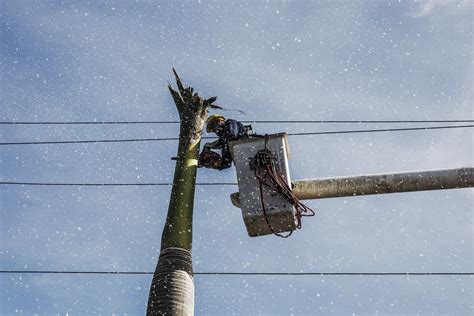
[229, 133, 298, 237]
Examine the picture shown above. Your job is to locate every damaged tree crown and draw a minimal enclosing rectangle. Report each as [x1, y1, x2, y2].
[168, 68, 219, 148]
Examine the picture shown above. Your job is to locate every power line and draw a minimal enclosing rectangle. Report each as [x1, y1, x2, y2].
[288, 125, 474, 136]
[0, 182, 236, 186]
[0, 270, 471, 276]
[0, 137, 181, 146]
[1, 120, 473, 125]
[1, 125, 472, 146]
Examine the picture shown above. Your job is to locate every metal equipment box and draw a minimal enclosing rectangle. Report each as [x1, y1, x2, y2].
[229, 133, 297, 237]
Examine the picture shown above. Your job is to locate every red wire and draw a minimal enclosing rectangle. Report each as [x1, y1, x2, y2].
[255, 169, 292, 238]
[254, 151, 315, 238]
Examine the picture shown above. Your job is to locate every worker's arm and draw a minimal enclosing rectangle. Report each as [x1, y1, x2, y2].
[203, 139, 222, 150]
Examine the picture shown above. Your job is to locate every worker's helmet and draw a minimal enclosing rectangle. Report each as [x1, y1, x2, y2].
[206, 114, 225, 133]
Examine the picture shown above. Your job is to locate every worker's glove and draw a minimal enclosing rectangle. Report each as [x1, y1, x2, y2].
[198, 147, 210, 168]
[198, 147, 222, 169]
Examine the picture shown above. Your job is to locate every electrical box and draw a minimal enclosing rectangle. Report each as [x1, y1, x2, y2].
[229, 133, 297, 237]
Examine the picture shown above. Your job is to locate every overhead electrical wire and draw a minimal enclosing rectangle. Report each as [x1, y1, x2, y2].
[1, 125, 472, 186]
[287, 125, 474, 136]
[1, 125, 472, 146]
[2, 122, 471, 295]
[1, 120, 473, 125]
[0, 270, 471, 276]
[0, 137, 180, 146]
[0, 182, 236, 186]
[1, 123, 472, 283]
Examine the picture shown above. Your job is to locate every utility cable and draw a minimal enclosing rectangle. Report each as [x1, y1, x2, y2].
[253, 138, 315, 238]
[1, 125, 472, 146]
[0, 270, 471, 276]
[0, 182, 237, 186]
[287, 125, 474, 136]
[0, 137, 181, 146]
[1, 120, 473, 125]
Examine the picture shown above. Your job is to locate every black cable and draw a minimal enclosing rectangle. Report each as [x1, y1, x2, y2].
[1, 125, 472, 146]
[0, 137, 182, 146]
[287, 125, 474, 136]
[1, 120, 473, 125]
[248, 120, 474, 124]
[0, 270, 471, 276]
[1, 121, 181, 125]
[0, 182, 237, 186]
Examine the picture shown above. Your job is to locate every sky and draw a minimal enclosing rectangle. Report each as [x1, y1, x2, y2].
[1, 0, 473, 315]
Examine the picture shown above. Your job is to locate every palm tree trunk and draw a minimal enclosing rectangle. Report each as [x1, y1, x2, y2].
[147, 69, 216, 315]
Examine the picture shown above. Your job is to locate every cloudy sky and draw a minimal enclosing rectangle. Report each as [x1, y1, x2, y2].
[1, 0, 472, 314]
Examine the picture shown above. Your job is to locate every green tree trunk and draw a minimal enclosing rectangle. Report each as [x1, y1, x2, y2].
[147, 70, 216, 315]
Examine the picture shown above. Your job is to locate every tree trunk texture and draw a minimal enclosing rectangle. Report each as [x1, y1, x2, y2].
[147, 69, 217, 315]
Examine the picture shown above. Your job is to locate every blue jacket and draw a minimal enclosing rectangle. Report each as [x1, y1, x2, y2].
[202, 119, 252, 170]
[215, 119, 247, 145]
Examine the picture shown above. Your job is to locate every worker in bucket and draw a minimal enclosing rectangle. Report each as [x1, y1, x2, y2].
[198, 114, 253, 170]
